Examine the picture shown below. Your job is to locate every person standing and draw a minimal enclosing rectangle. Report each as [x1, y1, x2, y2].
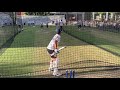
[47, 28, 62, 76]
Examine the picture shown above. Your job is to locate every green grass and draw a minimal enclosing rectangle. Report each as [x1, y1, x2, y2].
[63, 26, 120, 56]
[0, 26, 86, 77]
[0, 25, 120, 78]
[0, 26, 18, 47]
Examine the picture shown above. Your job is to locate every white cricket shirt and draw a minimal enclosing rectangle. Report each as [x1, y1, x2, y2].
[47, 34, 61, 50]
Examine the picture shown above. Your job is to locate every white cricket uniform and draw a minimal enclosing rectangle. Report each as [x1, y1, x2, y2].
[113, 23, 116, 26]
[56, 20, 58, 25]
[59, 21, 63, 26]
[47, 34, 61, 50]
[56, 20, 59, 31]
[85, 21, 88, 26]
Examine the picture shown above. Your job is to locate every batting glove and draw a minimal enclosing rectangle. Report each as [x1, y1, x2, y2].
[54, 49, 59, 54]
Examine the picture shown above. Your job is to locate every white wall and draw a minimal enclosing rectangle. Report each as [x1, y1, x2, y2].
[0, 13, 13, 26]
[20, 15, 66, 25]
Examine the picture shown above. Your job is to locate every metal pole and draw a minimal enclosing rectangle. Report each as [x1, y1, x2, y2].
[92, 12, 95, 20]
[13, 12, 16, 37]
[76, 13, 77, 21]
[82, 12, 85, 21]
[106, 12, 108, 21]
[111, 13, 113, 19]
[66, 12, 68, 25]
[99, 13, 102, 20]
[115, 15, 117, 21]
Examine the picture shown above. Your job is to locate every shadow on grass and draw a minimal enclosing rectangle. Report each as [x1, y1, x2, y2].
[0, 61, 49, 77]
[0, 62, 49, 69]
[12, 60, 120, 78]
[30, 66, 120, 78]
[1, 26, 120, 58]
[2, 26, 120, 59]
[0, 36, 14, 55]
[26, 65, 120, 78]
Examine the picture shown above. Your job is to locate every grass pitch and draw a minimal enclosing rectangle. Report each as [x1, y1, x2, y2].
[0, 25, 120, 78]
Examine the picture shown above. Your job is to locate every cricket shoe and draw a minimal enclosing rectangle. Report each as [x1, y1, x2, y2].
[53, 71, 62, 76]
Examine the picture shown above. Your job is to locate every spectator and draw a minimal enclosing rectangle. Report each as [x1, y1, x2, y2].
[41, 23, 43, 28]
[59, 19, 64, 31]
[46, 22, 48, 28]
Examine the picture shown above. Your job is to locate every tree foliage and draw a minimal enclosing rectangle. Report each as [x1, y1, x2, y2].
[25, 12, 50, 16]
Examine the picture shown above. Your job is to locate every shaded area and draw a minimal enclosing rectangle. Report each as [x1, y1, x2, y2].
[0, 26, 21, 55]
[76, 68, 120, 78]
[0, 61, 49, 77]
[0, 62, 49, 69]
[0, 36, 14, 55]
[5, 60, 120, 78]
[1, 26, 120, 58]
[2, 25, 120, 50]
[63, 26, 120, 56]
[31, 66, 120, 78]
[7, 26, 88, 48]
[0, 12, 18, 50]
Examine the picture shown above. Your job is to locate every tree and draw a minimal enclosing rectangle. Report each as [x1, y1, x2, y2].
[114, 12, 120, 21]
[24, 12, 50, 16]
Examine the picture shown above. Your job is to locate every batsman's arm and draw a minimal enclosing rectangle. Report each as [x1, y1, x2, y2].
[54, 40, 58, 49]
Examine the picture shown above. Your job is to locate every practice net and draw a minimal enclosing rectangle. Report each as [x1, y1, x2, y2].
[0, 12, 120, 78]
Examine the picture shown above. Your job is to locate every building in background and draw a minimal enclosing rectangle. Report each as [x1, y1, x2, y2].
[51, 12, 120, 21]
[51, 12, 92, 21]
[16, 12, 26, 16]
[92, 12, 120, 21]
[16, 12, 25, 25]
[16, 12, 120, 24]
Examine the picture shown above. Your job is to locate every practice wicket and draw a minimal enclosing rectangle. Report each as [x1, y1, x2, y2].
[66, 70, 75, 78]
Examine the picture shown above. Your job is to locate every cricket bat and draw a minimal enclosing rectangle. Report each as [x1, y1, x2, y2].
[58, 46, 66, 51]
[55, 46, 66, 54]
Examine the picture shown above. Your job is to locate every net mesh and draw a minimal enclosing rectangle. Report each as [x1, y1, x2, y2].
[0, 12, 120, 78]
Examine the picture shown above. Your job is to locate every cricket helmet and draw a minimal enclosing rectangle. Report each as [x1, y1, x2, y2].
[56, 27, 62, 34]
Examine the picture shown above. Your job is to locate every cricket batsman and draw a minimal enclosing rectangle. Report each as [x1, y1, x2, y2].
[47, 28, 62, 76]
